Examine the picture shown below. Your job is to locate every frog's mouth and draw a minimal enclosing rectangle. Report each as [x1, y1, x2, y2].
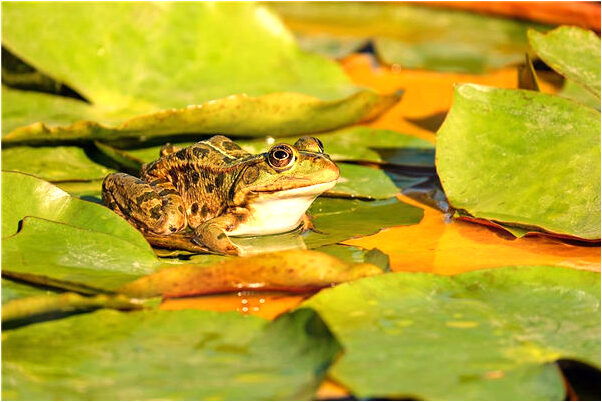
[250, 180, 338, 198]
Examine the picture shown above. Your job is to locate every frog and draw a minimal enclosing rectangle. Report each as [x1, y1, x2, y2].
[102, 135, 339, 255]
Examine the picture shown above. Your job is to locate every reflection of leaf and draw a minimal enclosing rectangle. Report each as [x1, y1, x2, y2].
[1, 171, 150, 248]
[2, 308, 340, 400]
[2, 2, 398, 143]
[120, 249, 384, 298]
[529, 26, 601, 99]
[2, 293, 140, 324]
[2, 146, 114, 181]
[303, 266, 601, 400]
[2, 217, 161, 293]
[315, 245, 390, 272]
[270, 2, 549, 73]
[437, 84, 600, 240]
[305, 197, 423, 248]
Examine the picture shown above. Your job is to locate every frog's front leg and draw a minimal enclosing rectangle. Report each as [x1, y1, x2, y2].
[192, 213, 244, 256]
[102, 173, 187, 234]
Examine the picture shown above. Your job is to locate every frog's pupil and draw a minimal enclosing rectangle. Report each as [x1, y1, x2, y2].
[274, 150, 288, 160]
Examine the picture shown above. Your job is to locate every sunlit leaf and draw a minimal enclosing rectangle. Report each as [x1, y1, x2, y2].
[559, 79, 601, 111]
[305, 197, 423, 248]
[2, 308, 340, 400]
[303, 266, 601, 400]
[529, 26, 601, 99]
[270, 2, 549, 73]
[2, 217, 161, 293]
[120, 249, 384, 298]
[331, 164, 399, 199]
[2, 146, 114, 181]
[437, 84, 600, 240]
[1, 278, 57, 304]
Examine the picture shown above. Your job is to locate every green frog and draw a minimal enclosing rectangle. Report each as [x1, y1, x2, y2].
[102, 135, 339, 255]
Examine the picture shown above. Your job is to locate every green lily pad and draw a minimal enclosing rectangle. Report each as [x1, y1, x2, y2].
[270, 3, 549, 73]
[2, 217, 161, 293]
[2, 146, 114, 181]
[2, 293, 140, 324]
[2, 308, 340, 400]
[2, 278, 57, 304]
[315, 245, 390, 272]
[2, 3, 398, 144]
[1, 171, 150, 249]
[529, 26, 601, 99]
[305, 197, 423, 248]
[559, 79, 601, 111]
[120, 249, 384, 298]
[54, 180, 104, 200]
[436, 84, 601, 240]
[331, 163, 399, 199]
[303, 266, 601, 400]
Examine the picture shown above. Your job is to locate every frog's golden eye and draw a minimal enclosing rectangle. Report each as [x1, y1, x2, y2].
[294, 137, 324, 153]
[268, 144, 296, 170]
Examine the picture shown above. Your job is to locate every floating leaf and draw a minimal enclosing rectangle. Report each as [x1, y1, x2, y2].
[1, 278, 57, 304]
[315, 245, 390, 272]
[1, 171, 150, 249]
[270, 2, 549, 73]
[2, 2, 397, 144]
[2, 308, 340, 400]
[559, 79, 601, 111]
[120, 249, 384, 298]
[305, 197, 423, 248]
[436, 84, 600, 240]
[2, 146, 113, 181]
[331, 164, 399, 199]
[303, 266, 601, 400]
[528, 26, 601, 99]
[2, 293, 140, 324]
[2, 217, 161, 293]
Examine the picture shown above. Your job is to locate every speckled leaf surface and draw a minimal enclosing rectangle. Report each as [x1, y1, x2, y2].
[1, 2, 398, 144]
[1, 171, 150, 249]
[2, 217, 161, 292]
[529, 26, 601, 99]
[120, 250, 384, 298]
[436, 84, 601, 240]
[305, 197, 424, 248]
[2, 146, 114, 181]
[270, 2, 548, 73]
[303, 266, 601, 400]
[2, 308, 340, 400]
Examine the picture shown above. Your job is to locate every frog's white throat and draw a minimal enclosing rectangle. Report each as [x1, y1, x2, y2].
[227, 181, 337, 237]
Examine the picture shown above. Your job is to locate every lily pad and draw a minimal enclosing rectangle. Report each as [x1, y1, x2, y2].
[2, 308, 340, 400]
[436, 84, 601, 240]
[270, 2, 549, 73]
[528, 26, 601, 99]
[2, 145, 114, 181]
[305, 197, 424, 248]
[559, 79, 601, 111]
[331, 164, 399, 199]
[315, 245, 390, 272]
[2, 2, 398, 144]
[1, 171, 150, 249]
[2, 217, 161, 293]
[120, 249, 384, 298]
[303, 266, 601, 400]
[2, 278, 57, 304]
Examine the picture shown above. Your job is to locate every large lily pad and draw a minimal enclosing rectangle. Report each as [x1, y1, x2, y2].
[1, 171, 150, 249]
[2, 308, 340, 400]
[2, 145, 114, 181]
[120, 249, 384, 298]
[270, 2, 549, 73]
[305, 197, 424, 248]
[2, 278, 57, 304]
[303, 266, 601, 400]
[1, 2, 397, 144]
[528, 26, 601, 99]
[436, 84, 601, 240]
[2, 217, 161, 293]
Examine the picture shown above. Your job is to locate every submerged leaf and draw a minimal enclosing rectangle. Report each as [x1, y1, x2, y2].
[120, 249, 384, 298]
[305, 197, 424, 248]
[303, 266, 601, 400]
[529, 26, 601, 99]
[436, 84, 600, 240]
[270, 2, 549, 73]
[2, 308, 340, 400]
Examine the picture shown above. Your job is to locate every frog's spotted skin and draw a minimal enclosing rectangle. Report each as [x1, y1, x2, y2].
[102, 135, 339, 255]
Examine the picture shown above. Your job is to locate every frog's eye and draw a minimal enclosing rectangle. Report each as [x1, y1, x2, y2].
[294, 137, 324, 153]
[268, 144, 296, 170]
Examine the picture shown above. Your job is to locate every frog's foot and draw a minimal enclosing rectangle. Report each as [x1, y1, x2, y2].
[192, 216, 243, 256]
[301, 213, 314, 232]
[102, 172, 187, 235]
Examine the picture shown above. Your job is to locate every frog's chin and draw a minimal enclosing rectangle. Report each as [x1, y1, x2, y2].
[227, 180, 337, 237]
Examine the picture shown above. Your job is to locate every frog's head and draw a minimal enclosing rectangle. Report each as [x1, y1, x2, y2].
[232, 137, 339, 207]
